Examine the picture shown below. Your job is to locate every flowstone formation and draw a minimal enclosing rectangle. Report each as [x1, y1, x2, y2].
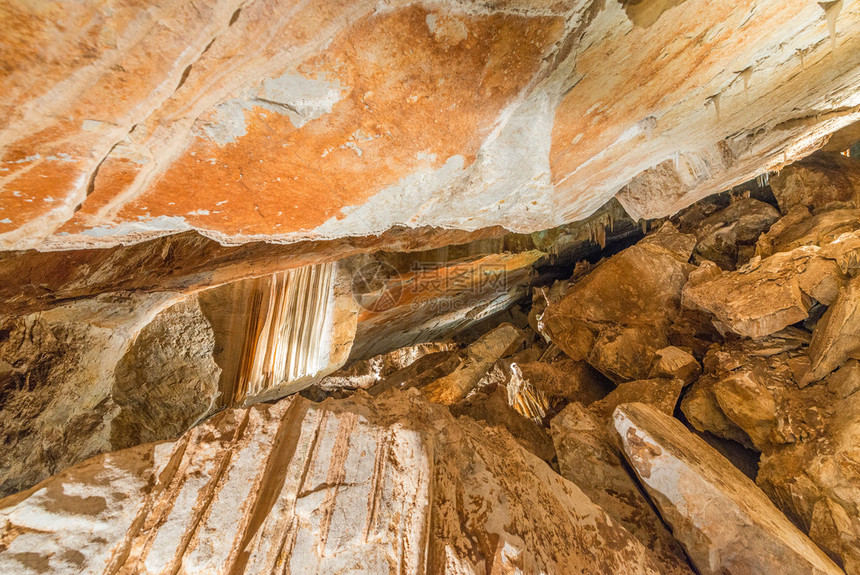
[3, 2, 860, 573]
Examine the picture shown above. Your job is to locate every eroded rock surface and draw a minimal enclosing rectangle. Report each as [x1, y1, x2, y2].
[2, 1, 859, 251]
[0, 390, 689, 574]
[542, 223, 695, 381]
[614, 402, 843, 575]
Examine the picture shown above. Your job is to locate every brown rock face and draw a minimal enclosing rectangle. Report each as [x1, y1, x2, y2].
[0, 390, 689, 574]
[542, 223, 694, 382]
[2, 1, 859, 251]
[614, 403, 843, 575]
[771, 153, 860, 213]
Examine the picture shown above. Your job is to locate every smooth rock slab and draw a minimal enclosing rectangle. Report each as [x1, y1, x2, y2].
[613, 402, 843, 575]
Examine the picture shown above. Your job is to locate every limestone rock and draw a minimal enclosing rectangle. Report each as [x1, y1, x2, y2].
[550, 403, 690, 571]
[3, 1, 859, 252]
[683, 247, 845, 338]
[648, 346, 702, 385]
[0, 390, 689, 574]
[453, 384, 556, 462]
[807, 274, 860, 382]
[693, 198, 780, 270]
[757, 207, 860, 258]
[770, 152, 860, 214]
[422, 323, 524, 404]
[542, 223, 694, 381]
[614, 403, 843, 575]
[515, 358, 612, 408]
[589, 378, 684, 422]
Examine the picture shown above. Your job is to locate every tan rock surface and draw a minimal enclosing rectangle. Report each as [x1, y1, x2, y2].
[682, 246, 846, 338]
[648, 346, 702, 385]
[0, 390, 689, 574]
[550, 402, 691, 571]
[542, 223, 694, 381]
[2, 1, 859, 251]
[807, 274, 860, 382]
[614, 402, 843, 575]
[422, 323, 523, 404]
[771, 152, 860, 213]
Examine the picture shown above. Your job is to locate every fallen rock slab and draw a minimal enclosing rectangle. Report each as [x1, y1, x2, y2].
[614, 402, 843, 575]
[0, 390, 690, 574]
[551, 402, 690, 570]
[807, 274, 860, 382]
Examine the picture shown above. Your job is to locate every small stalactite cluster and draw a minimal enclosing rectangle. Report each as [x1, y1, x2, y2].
[507, 363, 550, 424]
[233, 262, 335, 403]
[587, 212, 614, 249]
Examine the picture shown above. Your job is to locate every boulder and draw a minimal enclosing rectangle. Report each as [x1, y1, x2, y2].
[589, 378, 684, 421]
[542, 223, 695, 381]
[550, 403, 690, 571]
[770, 152, 860, 213]
[807, 274, 860, 382]
[648, 346, 702, 385]
[614, 403, 843, 575]
[683, 247, 845, 338]
[0, 390, 691, 574]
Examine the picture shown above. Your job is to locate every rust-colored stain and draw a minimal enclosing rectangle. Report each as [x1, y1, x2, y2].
[62, 6, 563, 237]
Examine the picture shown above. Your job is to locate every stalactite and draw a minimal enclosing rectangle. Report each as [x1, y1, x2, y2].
[822, 0, 842, 52]
[507, 363, 549, 424]
[740, 68, 752, 102]
[234, 263, 335, 403]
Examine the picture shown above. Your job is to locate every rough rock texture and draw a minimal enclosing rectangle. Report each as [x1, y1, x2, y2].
[614, 402, 843, 575]
[0, 390, 690, 574]
[679, 329, 860, 572]
[349, 250, 540, 359]
[110, 298, 221, 449]
[683, 246, 846, 338]
[2, 1, 859, 252]
[542, 223, 695, 382]
[691, 198, 780, 270]
[0, 292, 191, 497]
[771, 152, 860, 213]
[550, 402, 690, 571]
[807, 274, 860, 382]
[647, 346, 702, 385]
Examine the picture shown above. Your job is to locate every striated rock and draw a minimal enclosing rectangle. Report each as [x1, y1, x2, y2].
[648, 346, 701, 385]
[550, 403, 691, 571]
[542, 223, 694, 381]
[422, 323, 523, 404]
[614, 402, 843, 575]
[693, 198, 780, 270]
[0, 390, 690, 574]
[770, 152, 860, 213]
[807, 274, 860, 382]
[683, 247, 845, 338]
